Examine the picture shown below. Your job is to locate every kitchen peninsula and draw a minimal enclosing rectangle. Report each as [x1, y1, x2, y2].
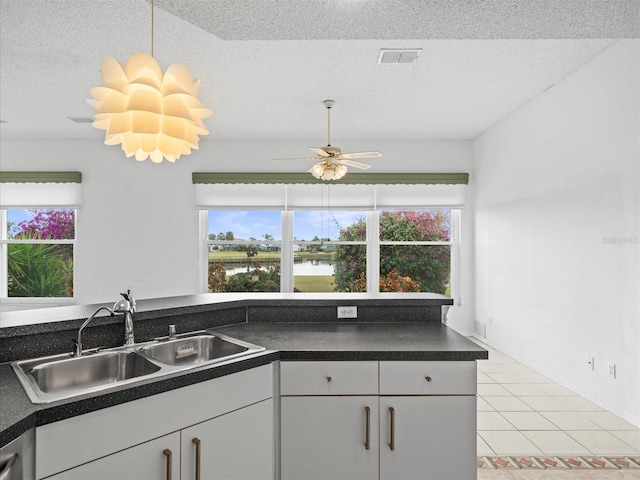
[0, 295, 487, 479]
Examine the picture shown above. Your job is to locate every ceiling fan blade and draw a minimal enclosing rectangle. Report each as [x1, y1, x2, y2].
[339, 159, 372, 169]
[341, 151, 382, 159]
[308, 147, 331, 157]
[273, 156, 319, 161]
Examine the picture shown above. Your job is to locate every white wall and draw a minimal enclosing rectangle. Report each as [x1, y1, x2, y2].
[0, 138, 474, 332]
[473, 40, 639, 426]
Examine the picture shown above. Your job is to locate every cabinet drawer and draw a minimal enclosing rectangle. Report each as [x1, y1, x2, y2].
[380, 361, 476, 395]
[281, 361, 378, 395]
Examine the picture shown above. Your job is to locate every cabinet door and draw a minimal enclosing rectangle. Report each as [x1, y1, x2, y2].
[181, 398, 273, 480]
[46, 432, 180, 480]
[281, 396, 378, 480]
[379, 396, 476, 480]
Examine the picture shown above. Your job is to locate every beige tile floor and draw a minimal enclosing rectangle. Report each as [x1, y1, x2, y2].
[472, 338, 640, 480]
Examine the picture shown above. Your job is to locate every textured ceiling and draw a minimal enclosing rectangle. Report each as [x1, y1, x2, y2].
[0, 1, 637, 143]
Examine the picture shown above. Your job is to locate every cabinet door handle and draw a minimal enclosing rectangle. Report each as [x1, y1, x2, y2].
[163, 449, 172, 480]
[364, 406, 371, 450]
[425, 376, 432, 382]
[388, 407, 395, 451]
[192, 437, 202, 480]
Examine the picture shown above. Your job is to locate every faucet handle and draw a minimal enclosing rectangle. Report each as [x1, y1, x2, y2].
[120, 290, 136, 312]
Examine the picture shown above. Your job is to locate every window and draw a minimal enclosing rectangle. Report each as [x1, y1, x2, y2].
[378, 210, 452, 295]
[1, 209, 76, 299]
[294, 210, 366, 293]
[206, 210, 282, 292]
[202, 208, 459, 297]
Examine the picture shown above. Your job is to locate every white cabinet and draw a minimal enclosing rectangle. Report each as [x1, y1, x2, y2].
[378, 361, 477, 480]
[280, 361, 379, 480]
[181, 398, 273, 480]
[280, 360, 477, 480]
[46, 433, 181, 480]
[379, 396, 476, 480]
[281, 396, 379, 480]
[36, 364, 273, 480]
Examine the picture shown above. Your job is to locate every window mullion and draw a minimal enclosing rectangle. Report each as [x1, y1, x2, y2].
[281, 211, 293, 293]
[0, 210, 7, 297]
[367, 211, 379, 295]
[199, 210, 208, 292]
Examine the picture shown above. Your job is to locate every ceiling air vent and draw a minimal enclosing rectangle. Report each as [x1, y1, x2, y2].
[377, 48, 422, 65]
[67, 116, 94, 124]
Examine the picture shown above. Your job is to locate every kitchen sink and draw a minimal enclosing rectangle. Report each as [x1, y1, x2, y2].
[136, 333, 253, 366]
[13, 350, 161, 403]
[29, 351, 160, 393]
[12, 330, 265, 404]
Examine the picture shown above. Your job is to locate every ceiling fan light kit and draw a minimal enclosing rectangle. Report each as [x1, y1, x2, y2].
[89, 0, 212, 163]
[273, 100, 382, 181]
[310, 161, 348, 181]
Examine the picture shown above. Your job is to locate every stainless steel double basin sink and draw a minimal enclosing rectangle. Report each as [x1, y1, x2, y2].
[12, 331, 265, 404]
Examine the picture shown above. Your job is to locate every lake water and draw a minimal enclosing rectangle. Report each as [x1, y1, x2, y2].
[226, 259, 334, 276]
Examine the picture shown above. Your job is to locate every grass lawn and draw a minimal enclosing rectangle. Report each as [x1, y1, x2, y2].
[294, 276, 335, 293]
[209, 251, 281, 261]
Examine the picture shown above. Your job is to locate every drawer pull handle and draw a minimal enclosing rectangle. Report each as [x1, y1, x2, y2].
[326, 376, 332, 382]
[163, 449, 173, 480]
[192, 437, 202, 480]
[364, 406, 371, 450]
[425, 376, 432, 382]
[388, 407, 395, 451]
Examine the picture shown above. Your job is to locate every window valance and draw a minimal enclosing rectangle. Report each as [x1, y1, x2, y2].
[0, 171, 82, 207]
[193, 172, 468, 209]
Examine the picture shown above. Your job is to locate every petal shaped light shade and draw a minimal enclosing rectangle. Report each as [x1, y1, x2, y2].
[89, 53, 213, 163]
[310, 161, 348, 181]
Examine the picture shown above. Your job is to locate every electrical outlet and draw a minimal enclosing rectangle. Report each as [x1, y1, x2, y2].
[608, 364, 617, 379]
[337, 306, 357, 319]
[587, 356, 595, 371]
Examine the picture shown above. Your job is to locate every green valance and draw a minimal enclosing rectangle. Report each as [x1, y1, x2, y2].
[0, 171, 82, 183]
[192, 172, 468, 185]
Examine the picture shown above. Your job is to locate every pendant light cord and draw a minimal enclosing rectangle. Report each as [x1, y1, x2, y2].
[151, 0, 155, 58]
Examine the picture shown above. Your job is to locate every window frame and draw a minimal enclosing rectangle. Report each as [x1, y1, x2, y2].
[0, 208, 77, 304]
[200, 208, 461, 299]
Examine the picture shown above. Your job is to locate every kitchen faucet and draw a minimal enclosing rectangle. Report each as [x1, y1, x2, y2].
[74, 290, 136, 356]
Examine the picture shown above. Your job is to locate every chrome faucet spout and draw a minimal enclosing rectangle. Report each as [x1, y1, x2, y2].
[76, 307, 114, 356]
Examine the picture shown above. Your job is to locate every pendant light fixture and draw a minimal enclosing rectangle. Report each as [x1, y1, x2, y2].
[89, 0, 212, 163]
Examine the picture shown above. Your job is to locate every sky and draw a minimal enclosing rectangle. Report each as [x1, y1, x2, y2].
[208, 210, 366, 242]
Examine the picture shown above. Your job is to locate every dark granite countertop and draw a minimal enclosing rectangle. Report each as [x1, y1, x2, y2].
[0, 321, 486, 447]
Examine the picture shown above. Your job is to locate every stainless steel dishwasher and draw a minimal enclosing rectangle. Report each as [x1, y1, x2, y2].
[0, 428, 34, 480]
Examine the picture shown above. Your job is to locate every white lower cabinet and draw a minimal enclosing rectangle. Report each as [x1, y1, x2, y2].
[181, 398, 274, 480]
[280, 360, 478, 480]
[281, 396, 379, 480]
[379, 396, 476, 480]
[47, 399, 273, 480]
[46, 432, 181, 480]
[36, 364, 273, 480]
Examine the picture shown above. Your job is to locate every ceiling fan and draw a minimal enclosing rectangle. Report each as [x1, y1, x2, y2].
[273, 100, 382, 180]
